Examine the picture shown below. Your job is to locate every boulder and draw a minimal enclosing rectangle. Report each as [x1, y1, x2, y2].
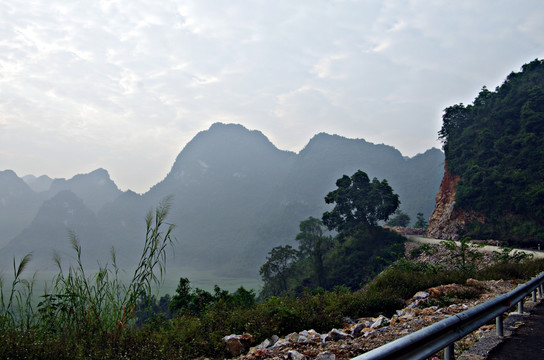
[222, 333, 254, 356]
[325, 328, 351, 341]
[288, 350, 307, 360]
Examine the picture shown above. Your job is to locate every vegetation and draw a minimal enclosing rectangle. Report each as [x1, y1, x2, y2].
[322, 170, 399, 237]
[2, 231, 544, 359]
[259, 170, 405, 296]
[0, 197, 175, 359]
[414, 212, 428, 229]
[386, 210, 411, 227]
[438, 59, 544, 245]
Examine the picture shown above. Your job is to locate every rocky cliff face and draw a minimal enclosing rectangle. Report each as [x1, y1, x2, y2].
[426, 165, 485, 240]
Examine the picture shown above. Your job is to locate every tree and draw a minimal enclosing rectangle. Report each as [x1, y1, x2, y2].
[322, 170, 400, 237]
[295, 217, 332, 288]
[259, 245, 298, 296]
[386, 210, 411, 227]
[414, 212, 428, 229]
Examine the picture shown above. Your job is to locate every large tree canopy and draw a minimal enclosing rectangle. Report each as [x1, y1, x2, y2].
[322, 170, 400, 237]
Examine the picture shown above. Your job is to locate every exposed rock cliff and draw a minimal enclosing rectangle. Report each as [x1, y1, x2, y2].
[426, 165, 485, 240]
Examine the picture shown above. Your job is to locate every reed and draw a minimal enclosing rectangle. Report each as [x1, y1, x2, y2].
[0, 196, 174, 343]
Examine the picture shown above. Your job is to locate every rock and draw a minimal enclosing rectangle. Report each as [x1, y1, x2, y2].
[288, 350, 306, 360]
[270, 338, 289, 349]
[325, 329, 351, 341]
[351, 323, 366, 337]
[270, 334, 280, 346]
[300, 329, 321, 341]
[286, 332, 299, 342]
[315, 351, 336, 360]
[413, 291, 430, 300]
[222, 335, 245, 356]
[427, 165, 486, 240]
[256, 339, 271, 349]
[371, 315, 389, 329]
[222, 333, 254, 356]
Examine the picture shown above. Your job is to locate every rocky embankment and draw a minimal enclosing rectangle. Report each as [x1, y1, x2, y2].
[224, 279, 516, 360]
[222, 241, 519, 360]
[426, 165, 485, 240]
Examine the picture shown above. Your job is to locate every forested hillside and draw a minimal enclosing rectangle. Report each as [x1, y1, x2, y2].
[436, 59, 544, 243]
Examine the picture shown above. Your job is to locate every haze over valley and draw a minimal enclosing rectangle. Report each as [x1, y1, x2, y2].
[0, 123, 443, 287]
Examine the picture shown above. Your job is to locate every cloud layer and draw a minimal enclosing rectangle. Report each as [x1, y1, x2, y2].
[1, 0, 543, 192]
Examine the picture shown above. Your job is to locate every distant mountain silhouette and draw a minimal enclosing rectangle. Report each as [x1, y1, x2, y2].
[1, 190, 108, 269]
[0, 123, 444, 277]
[22, 174, 53, 192]
[0, 170, 46, 248]
[48, 168, 122, 213]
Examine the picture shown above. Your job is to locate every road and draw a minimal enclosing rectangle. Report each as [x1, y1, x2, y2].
[407, 236, 544, 259]
[486, 301, 544, 359]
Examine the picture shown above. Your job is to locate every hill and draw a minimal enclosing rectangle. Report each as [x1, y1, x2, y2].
[428, 59, 544, 244]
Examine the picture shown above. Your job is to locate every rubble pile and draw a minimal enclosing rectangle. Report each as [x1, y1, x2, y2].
[226, 279, 517, 360]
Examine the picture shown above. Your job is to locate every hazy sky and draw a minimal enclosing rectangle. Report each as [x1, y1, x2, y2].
[1, 1, 543, 193]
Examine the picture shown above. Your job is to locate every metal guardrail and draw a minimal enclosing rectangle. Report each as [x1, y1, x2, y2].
[351, 272, 544, 360]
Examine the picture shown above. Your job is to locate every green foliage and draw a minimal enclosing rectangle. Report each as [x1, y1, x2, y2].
[259, 245, 298, 297]
[169, 277, 256, 316]
[386, 210, 411, 227]
[0, 197, 175, 358]
[426, 286, 482, 308]
[491, 244, 534, 264]
[440, 237, 484, 274]
[414, 212, 428, 229]
[259, 170, 404, 295]
[325, 227, 405, 290]
[322, 170, 400, 236]
[295, 217, 333, 288]
[439, 59, 544, 243]
[0, 253, 36, 331]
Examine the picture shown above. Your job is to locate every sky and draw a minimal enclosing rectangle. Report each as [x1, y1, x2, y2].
[1, 1, 543, 193]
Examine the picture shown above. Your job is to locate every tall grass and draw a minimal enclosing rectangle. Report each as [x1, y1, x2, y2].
[0, 253, 36, 331]
[0, 197, 174, 357]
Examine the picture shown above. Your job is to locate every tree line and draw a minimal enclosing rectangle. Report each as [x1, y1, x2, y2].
[259, 170, 407, 296]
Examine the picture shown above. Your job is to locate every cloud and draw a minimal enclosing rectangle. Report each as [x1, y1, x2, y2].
[0, 0, 543, 192]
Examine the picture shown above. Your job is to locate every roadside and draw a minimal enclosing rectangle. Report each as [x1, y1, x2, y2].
[458, 297, 544, 360]
[408, 236, 544, 260]
[485, 301, 544, 359]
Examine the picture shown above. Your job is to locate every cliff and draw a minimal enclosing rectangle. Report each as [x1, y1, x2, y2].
[426, 164, 485, 240]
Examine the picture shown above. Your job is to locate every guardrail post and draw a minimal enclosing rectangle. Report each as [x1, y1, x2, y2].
[444, 343, 455, 360]
[532, 290, 537, 302]
[538, 285, 542, 298]
[496, 315, 504, 337]
[518, 299, 524, 314]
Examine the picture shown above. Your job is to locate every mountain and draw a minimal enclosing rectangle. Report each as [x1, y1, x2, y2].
[244, 134, 443, 275]
[428, 59, 544, 244]
[143, 123, 297, 273]
[0, 170, 47, 248]
[48, 168, 122, 213]
[0, 123, 444, 277]
[1, 190, 108, 269]
[140, 123, 443, 276]
[22, 174, 53, 192]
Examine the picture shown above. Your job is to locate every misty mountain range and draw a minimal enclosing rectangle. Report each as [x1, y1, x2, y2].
[0, 123, 444, 277]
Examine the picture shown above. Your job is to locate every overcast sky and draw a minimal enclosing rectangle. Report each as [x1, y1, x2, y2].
[1, 1, 543, 193]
